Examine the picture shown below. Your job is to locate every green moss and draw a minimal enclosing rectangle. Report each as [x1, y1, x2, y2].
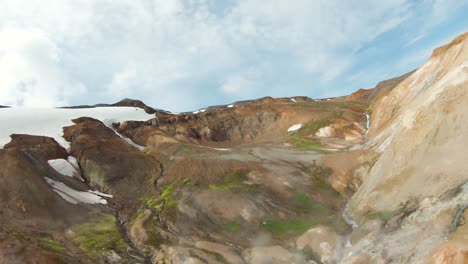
[367, 211, 396, 222]
[366, 199, 417, 223]
[140, 214, 162, 247]
[212, 252, 228, 263]
[144, 182, 178, 211]
[294, 192, 333, 215]
[288, 136, 325, 151]
[300, 119, 330, 135]
[208, 171, 253, 192]
[261, 220, 316, 236]
[73, 214, 127, 259]
[130, 210, 147, 227]
[261, 190, 349, 236]
[310, 176, 342, 201]
[143, 148, 152, 155]
[198, 249, 228, 263]
[332, 110, 344, 118]
[39, 237, 65, 253]
[182, 178, 191, 185]
[224, 221, 241, 232]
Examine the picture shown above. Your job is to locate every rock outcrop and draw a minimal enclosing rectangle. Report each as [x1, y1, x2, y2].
[63, 117, 162, 197]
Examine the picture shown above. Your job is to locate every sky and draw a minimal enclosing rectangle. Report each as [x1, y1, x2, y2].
[0, 0, 467, 112]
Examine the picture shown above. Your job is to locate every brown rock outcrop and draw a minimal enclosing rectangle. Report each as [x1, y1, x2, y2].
[63, 117, 161, 197]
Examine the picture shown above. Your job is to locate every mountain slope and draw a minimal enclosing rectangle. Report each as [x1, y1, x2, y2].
[0, 32, 466, 264]
[345, 32, 468, 263]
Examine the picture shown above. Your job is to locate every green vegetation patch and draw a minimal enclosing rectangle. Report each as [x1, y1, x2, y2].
[262, 216, 348, 236]
[198, 249, 229, 263]
[182, 178, 191, 185]
[39, 237, 65, 253]
[261, 220, 315, 236]
[212, 252, 228, 263]
[367, 211, 395, 222]
[209, 171, 253, 192]
[332, 110, 344, 118]
[309, 175, 342, 201]
[294, 192, 333, 215]
[145, 182, 178, 211]
[73, 214, 127, 259]
[260, 190, 349, 236]
[366, 199, 417, 223]
[224, 221, 241, 232]
[288, 136, 325, 151]
[300, 118, 330, 135]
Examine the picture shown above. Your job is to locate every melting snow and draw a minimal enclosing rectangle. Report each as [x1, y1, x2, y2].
[0, 107, 154, 150]
[365, 113, 371, 133]
[198, 145, 231, 151]
[342, 202, 358, 229]
[287, 124, 303, 132]
[193, 109, 206, 114]
[290, 98, 297, 102]
[67, 156, 80, 170]
[316, 126, 334, 137]
[88, 190, 113, 198]
[107, 125, 145, 151]
[48, 158, 79, 178]
[227, 104, 234, 108]
[45, 178, 108, 205]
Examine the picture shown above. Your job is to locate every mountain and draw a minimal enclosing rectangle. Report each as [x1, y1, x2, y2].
[0, 32, 466, 264]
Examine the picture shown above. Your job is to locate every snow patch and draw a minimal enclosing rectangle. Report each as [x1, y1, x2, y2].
[227, 104, 234, 108]
[193, 109, 206, 114]
[107, 125, 145, 151]
[241, 208, 251, 221]
[48, 158, 79, 178]
[342, 203, 358, 229]
[198, 145, 231, 151]
[67, 156, 80, 169]
[287, 124, 303, 132]
[365, 113, 371, 133]
[315, 126, 334, 137]
[0, 107, 154, 150]
[45, 178, 108, 205]
[88, 190, 113, 198]
[290, 98, 297, 102]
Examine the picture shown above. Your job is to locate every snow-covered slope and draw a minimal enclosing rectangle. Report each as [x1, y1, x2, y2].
[0, 107, 154, 149]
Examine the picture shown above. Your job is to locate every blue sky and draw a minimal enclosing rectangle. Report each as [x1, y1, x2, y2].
[0, 0, 467, 111]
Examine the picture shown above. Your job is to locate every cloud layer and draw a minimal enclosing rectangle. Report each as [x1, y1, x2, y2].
[0, 0, 466, 110]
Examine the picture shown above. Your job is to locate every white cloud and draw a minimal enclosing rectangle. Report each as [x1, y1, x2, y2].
[0, 0, 463, 110]
[108, 63, 138, 98]
[0, 26, 86, 107]
[221, 75, 254, 95]
[221, 66, 263, 97]
[431, 0, 466, 22]
[404, 34, 425, 47]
